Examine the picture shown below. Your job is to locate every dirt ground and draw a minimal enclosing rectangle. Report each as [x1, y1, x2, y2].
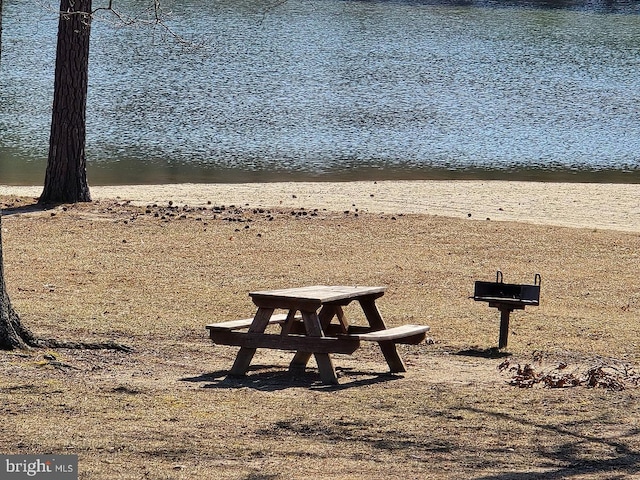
[1, 190, 640, 479]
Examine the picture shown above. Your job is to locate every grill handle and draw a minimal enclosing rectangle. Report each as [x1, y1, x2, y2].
[496, 270, 503, 283]
[534, 273, 541, 286]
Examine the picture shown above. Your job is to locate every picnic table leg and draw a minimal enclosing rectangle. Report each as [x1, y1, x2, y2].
[289, 305, 337, 372]
[333, 305, 349, 333]
[279, 309, 299, 336]
[359, 297, 407, 373]
[229, 307, 274, 376]
[289, 310, 338, 384]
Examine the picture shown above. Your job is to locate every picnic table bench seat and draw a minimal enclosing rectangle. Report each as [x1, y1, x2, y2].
[208, 315, 429, 345]
[349, 324, 430, 344]
[208, 324, 430, 355]
[206, 313, 301, 332]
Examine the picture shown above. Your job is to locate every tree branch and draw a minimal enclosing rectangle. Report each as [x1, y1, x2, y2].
[91, 0, 201, 48]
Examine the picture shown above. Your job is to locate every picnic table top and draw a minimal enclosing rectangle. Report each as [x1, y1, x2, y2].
[249, 285, 386, 305]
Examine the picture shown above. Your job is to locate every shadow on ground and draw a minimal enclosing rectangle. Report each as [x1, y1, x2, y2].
[1, 202, 54, 216]
[460, 406, 640, 479]
[181, 365, 403, 391]
[455, 347, 512, 359]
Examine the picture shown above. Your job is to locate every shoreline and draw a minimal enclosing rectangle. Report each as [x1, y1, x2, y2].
[2, 180, 639, 232]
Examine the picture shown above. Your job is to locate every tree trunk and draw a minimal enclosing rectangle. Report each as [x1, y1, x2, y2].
[0, 215, 39, 350]
[40, 0, 92, 204]
[0, 2, 129, 352]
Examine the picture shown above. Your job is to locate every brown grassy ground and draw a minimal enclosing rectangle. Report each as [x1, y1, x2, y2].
[1, 194, 640, 479]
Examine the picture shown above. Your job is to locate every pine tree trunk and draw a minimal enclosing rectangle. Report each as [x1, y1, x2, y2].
[40, 0, 92, 204]
[0, 215, 38, 350]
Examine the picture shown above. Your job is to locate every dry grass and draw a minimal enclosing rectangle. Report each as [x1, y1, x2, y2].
[1, 195, 640, 479]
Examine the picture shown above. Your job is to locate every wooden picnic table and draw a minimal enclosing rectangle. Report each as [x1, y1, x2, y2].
[207, 285, 430, 384]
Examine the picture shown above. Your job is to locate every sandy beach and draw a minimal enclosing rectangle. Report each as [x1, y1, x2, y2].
[3, 180, 640, 232]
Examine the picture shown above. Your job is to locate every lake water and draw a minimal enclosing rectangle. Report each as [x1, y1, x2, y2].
[1, 0, 640, 185]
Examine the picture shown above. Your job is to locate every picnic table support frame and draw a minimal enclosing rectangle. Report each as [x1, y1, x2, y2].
[302, 310, 338, 384]
[289, 305, 339, 376]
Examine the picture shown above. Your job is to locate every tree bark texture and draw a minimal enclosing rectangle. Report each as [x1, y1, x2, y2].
[40, 0, 92, 204]
[0, 215, 38, 350]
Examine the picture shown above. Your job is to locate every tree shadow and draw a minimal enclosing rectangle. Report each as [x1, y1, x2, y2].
[254, 416, 455, 455]
[458, 406, 640, 479]
[0, 202, 54, 217]
[455, 347, 511, 359]
[181, 365, 403, 392]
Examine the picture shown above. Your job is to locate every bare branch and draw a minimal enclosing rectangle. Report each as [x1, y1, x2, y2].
[90, 0, 202, 48]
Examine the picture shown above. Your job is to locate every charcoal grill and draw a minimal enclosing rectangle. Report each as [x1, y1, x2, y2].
[472, 271, 541, 348]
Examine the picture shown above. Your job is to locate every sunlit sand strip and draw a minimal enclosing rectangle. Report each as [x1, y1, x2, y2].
[3, 181, 639, 233]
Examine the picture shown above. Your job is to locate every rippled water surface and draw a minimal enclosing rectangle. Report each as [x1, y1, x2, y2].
[1, 0, 640, 184]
